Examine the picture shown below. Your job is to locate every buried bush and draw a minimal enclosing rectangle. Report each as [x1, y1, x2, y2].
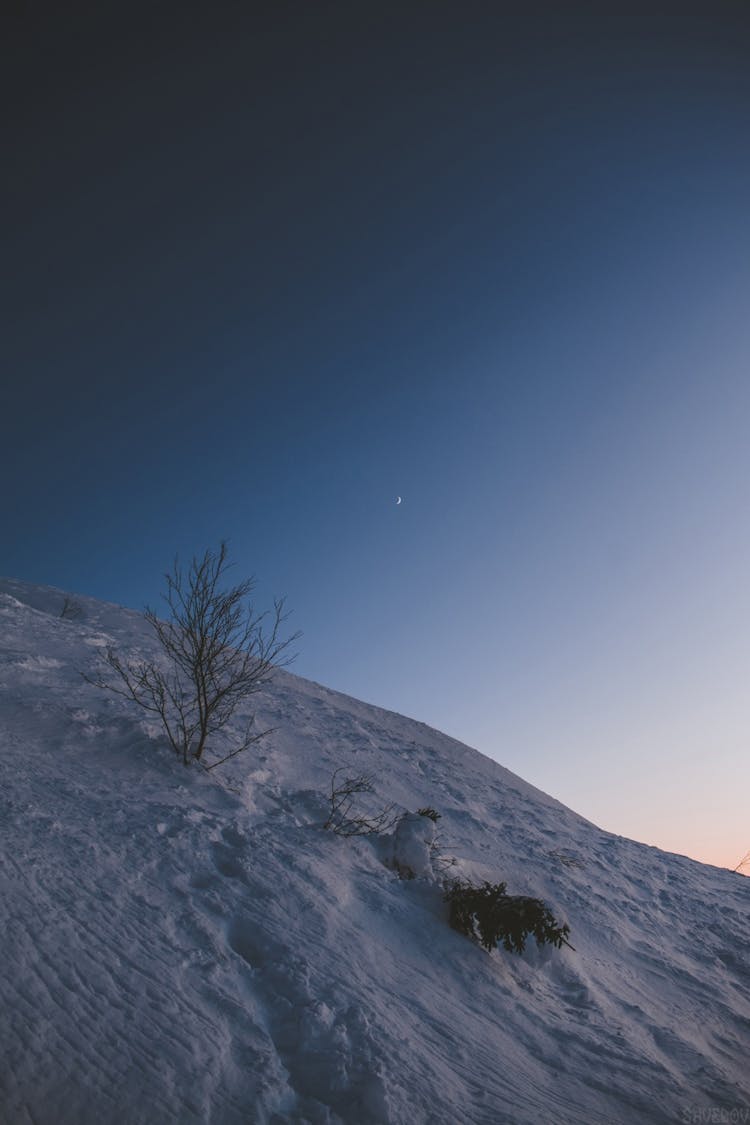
[445, 879, 573, 954]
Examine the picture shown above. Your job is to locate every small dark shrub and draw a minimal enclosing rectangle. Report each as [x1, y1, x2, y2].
[445, 880, 572, 954]
[416, 807, 441, 822]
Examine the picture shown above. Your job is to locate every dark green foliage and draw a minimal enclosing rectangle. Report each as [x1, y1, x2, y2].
[416, 807, 441, 822]
[444, 880, 572, 954]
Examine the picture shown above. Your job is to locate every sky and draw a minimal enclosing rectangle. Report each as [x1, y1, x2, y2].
[4, 2, 750, 872]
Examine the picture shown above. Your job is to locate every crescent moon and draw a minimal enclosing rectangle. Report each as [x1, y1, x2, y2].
[396, 496, 402, 505]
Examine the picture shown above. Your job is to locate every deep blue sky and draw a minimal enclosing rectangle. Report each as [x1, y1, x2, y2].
[5, 3, 750, 868]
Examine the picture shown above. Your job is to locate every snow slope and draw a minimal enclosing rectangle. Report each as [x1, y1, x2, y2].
[1, 578, 748, 1125]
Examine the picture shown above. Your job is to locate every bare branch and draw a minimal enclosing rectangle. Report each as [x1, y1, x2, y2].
[733, 850, 750, 874]
[202, 726, 276, 771]
[323, 768, 400, 836]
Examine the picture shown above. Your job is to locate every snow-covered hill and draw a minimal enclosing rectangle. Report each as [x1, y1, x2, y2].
[1, 578, 748, 1125]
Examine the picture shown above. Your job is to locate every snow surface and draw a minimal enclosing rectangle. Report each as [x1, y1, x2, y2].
[0, 577, 748, 1125]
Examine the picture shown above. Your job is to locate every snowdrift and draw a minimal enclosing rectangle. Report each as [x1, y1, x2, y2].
[1, 578, 748, 1124]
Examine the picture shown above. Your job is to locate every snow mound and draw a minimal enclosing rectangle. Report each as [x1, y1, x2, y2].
[1, 577, 748, 1124]
[388, 812, 438, 879]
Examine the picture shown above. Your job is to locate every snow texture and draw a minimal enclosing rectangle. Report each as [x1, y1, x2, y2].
[0, 577, 748, 1124]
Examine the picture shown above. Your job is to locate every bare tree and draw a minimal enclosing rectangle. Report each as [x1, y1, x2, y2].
[323, 768, 399, 836]
[85, 543, 299, 769]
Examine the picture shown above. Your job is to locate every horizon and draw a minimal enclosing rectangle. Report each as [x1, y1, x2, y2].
[4, 4, 750, 873]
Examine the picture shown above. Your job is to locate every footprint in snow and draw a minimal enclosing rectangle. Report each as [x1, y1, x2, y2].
[211, 843, 246, 881]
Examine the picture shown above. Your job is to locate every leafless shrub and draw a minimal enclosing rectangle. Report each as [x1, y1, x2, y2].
[323, 768, 399, 836]
[84, 542, 299, 769]
[733, 849, 750, 874]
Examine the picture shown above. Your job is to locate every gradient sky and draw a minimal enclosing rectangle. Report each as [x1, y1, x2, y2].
[4, 4, 750, 871]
